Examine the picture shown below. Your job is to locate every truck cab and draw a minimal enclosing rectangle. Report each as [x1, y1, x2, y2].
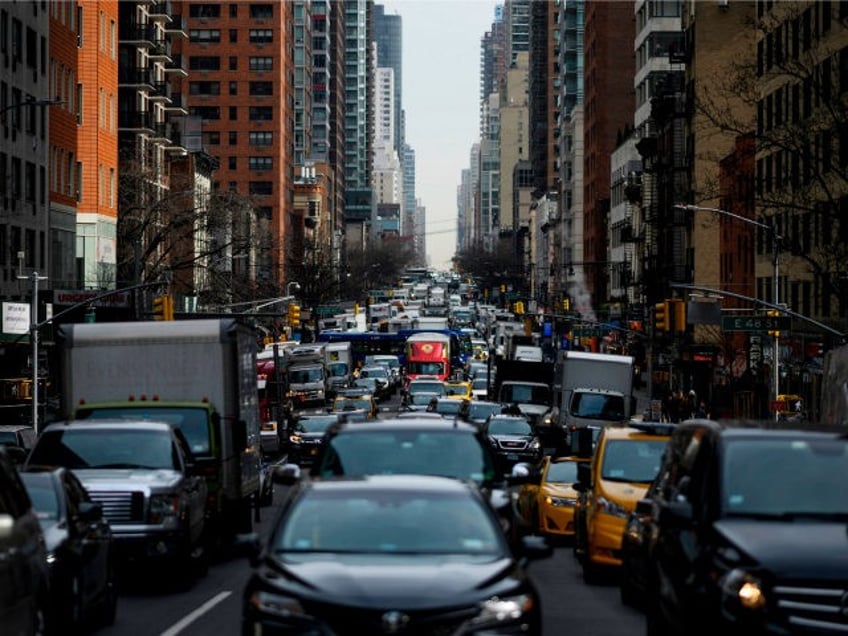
[284, 345, 329, 408]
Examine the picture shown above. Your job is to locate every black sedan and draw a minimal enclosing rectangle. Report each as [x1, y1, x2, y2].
[242, 474, 550, 635]
[20, 467, 117, 631]
[482, 415, 543, 473]
[287, 414, 341, 466]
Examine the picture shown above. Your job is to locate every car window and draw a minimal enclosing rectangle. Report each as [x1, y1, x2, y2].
[600, 439, 667, 484]
[29, 429, 178, 471]
[20, 474, 60, 526]
[546, 461, 578, 483]
[317, 431, 496, 483]
[298, 417, 338, 433]
[487, 418, 532, 436]
[275, 490, 503, 554]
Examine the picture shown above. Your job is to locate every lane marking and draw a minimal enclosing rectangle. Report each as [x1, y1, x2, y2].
[160, 590, 233, 636]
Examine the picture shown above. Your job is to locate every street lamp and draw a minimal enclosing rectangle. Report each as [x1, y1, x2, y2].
[17, 269, 48, 432]
[286, 281, 301, 298]
[676, 203, 782, 419]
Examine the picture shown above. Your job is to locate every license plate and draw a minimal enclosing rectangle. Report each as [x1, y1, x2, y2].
[507, 453, 519, 461]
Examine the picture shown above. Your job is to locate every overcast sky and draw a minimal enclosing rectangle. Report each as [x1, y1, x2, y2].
[381, 0, 498, 271]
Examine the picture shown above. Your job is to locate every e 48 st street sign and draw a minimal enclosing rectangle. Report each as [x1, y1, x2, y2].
[721, 315, 791, 332]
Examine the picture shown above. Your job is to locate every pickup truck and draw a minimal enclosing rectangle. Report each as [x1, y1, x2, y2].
[26, 420, 207, 582]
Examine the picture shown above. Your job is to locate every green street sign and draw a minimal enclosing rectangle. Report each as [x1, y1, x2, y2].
[721, 315, 791, 332]
[315, 305, 343, 316]
[573, 328, 607, 337]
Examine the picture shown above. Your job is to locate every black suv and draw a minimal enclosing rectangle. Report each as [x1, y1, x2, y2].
[644, 419, 848, 636]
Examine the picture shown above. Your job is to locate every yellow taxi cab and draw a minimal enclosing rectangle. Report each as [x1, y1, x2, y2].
[573, 421, 672, 583]
[517, 455, 588, 539]
[330, 394, 377, 419]
[444, 380, 472, 400]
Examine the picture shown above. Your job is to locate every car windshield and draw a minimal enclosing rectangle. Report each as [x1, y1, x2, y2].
[600, 439, 666, 483]
[317, 430, 497, 484]
[20, 474, 60, 526]
[290, 367, 325, 383]
[570, 393, 626, 421]
[75, 406, 212, 457]
[500, 384, 551, 405]
[472, 378, 488, 390]
[434, 401, 462, 415]
[488, 418, 533, 436]
[274, 489, 504, 555]
[546, 460, 579, 484]
[28, 429, 179, 471]
[409, 381, 445, 395]
[327, 362, 348, 378]
[0, 431, 21, 445]
[408, 362, 446, 376]
[334, 398, 371, 412]
[721, 438, 848, 517]
[410, 392, 438, 405]
[468, 403, 502, 420]
[298, 417, 339, 433]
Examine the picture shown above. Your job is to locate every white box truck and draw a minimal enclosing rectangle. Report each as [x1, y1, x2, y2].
[552, 350, 635, 445]
[60, 318, 262, 542]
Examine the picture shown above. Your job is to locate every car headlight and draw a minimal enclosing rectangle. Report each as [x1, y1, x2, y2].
[545, 496, 576, 507]
[529, 439, 541, 450]
[720, 569, 767, 612]
[471, 594, 535, 627]
[595, 495, 628, 518]
[149, 494, 180, 526]
[45, 551, 57, 566]
[249, 590, 307, 618]
[289, 434, 303, 444]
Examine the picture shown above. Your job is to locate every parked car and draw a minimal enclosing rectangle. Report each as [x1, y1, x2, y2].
[645, 419, 848, 636]
[20, 467, 117, 630]
[482, 414, 543, 474]
[517, 455, 587, 540]
[0, 446, 49, 635]
[242, 475, 550, 635]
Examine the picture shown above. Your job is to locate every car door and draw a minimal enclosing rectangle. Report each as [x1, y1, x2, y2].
[63, 471, 111, 608]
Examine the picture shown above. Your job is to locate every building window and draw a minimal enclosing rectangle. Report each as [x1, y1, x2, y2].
[249, 131, 273, 146]
[229, 131, 237, 145]
[189, 81, 221, 96]
[249, 81, 273, 96]
[229, 81, 238, 96]
[249, 106, 273, 121]
[249, 157, 272, 171]
[189, 29, 221, 43]
[189, 56, 221, 71]
[249, 57, 273, 72]
[249, 181, 273, 195]
[229, 29, 237, 43]
[229, 56, 237, 71]
[229, 106, 237, 120]
[202, 131, 220, 146]
[249, 29, 273, 43]
[229, 4, 238, 18]
[228, 156, 236, 170]
[190, 106, 220, 120]
[189, 4, 221, 18]
[249, 4, 273, 19]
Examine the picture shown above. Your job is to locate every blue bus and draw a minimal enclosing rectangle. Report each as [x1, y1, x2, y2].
[317, 331, 407, 367]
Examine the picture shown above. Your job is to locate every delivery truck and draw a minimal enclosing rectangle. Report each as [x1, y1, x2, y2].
[59, 318, 262, 543]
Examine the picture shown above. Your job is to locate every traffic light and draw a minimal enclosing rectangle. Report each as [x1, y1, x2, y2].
[152, 294, 174, 321]
[287, 303, 301, 327]
[654, 301, 669, 332]
[562, 297, 570, 312]
[671, 298, 687, 333]
[767, 309, 781, 337]
[514, 301, 524, 315]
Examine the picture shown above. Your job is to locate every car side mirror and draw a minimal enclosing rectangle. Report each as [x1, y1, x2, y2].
[572, 481, 586, 493]
[634, 498, 653, 516]
[519, 534, 553, 560]
[78, 501, 103, 523]
[3, 445, 27, 465]
[506, 462, 540, 486]
[272, 463, 301, 486]
[233, 532, 263, 567]
[659, 500, 693, 528]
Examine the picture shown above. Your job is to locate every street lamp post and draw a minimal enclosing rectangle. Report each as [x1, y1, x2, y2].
[17, 270, 48, 432]
[676, 203, 782, 420]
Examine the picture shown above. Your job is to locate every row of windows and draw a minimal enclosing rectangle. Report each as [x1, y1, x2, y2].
[201, 131, 275, 146]
[189, 55, 278, 72]
[191, 104, 276, 121]
[189, 4, 274, 20]
[756, 126, 844, 196]
[0, 225, 43, 271]
[189, 29, 274, 44]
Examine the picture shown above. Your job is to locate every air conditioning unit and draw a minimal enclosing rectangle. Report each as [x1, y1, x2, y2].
[718, 0, 729, 7]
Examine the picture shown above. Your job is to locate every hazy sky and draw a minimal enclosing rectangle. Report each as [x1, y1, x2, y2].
[381, 0, 498, 271]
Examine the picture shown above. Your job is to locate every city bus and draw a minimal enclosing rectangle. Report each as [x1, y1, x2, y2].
[397, 329, 473, 370]
[317, 331, 407, 368]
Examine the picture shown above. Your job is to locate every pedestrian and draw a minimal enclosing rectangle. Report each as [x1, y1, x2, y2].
[693, 400, 708, 419]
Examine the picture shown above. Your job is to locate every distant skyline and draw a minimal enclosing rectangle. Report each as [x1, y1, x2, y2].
[381, 0, 498, 271]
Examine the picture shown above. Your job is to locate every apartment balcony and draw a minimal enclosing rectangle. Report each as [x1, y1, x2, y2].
[120, 21, 156, 45]
[163, 94, 188, 115]
[118, 67, 153, 87]
[148, 81, 173, 102]
[163, 54, 188, 76]
[164, 15, 187, 37]
[147, 0, 175, 23]
[118, 110, 153, 131]
[148, 38, 173, 61]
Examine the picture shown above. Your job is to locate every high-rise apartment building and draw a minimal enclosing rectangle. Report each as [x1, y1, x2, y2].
[373, 4, 402, 157]
[293, 1, 313, 168]
[178, 0, 294, 291]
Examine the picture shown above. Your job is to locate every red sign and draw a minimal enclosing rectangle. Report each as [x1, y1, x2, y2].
[770, 399, 786, 412]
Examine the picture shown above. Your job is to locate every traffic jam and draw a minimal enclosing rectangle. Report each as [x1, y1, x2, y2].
[3, 269, 847, 636]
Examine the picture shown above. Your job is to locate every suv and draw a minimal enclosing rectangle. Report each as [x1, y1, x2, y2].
[26, 420, 207, 579]
[0, 446, 49, 633]
[296, 418, 534, 544]
[645, 420, 848, 636]
[573, 421, 672, 583]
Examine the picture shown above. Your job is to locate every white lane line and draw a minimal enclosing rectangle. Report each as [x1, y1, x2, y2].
[160, 590, 233, 636]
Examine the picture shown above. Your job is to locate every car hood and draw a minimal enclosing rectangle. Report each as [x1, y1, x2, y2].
[74, 468, 184, 490]
[261, 554, 522, 608]
[491, 434, 535, 443]
[714, 519, 848, 578]
[597, 480, 649, 506]
[540, 482, 578, 499]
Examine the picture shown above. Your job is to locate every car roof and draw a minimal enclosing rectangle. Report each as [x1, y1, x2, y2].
[0, 424, 35, 432]
[41, 419, 174, 433]
[302, 473, 478, 495]
[674, 418, 847, 439]
[601, 421, 675, 440]
[330, 418, 478, 433]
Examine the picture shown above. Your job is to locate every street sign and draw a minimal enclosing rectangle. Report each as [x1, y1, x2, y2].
[315, 305, 343, 316]
[721, 315, 790, 332]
